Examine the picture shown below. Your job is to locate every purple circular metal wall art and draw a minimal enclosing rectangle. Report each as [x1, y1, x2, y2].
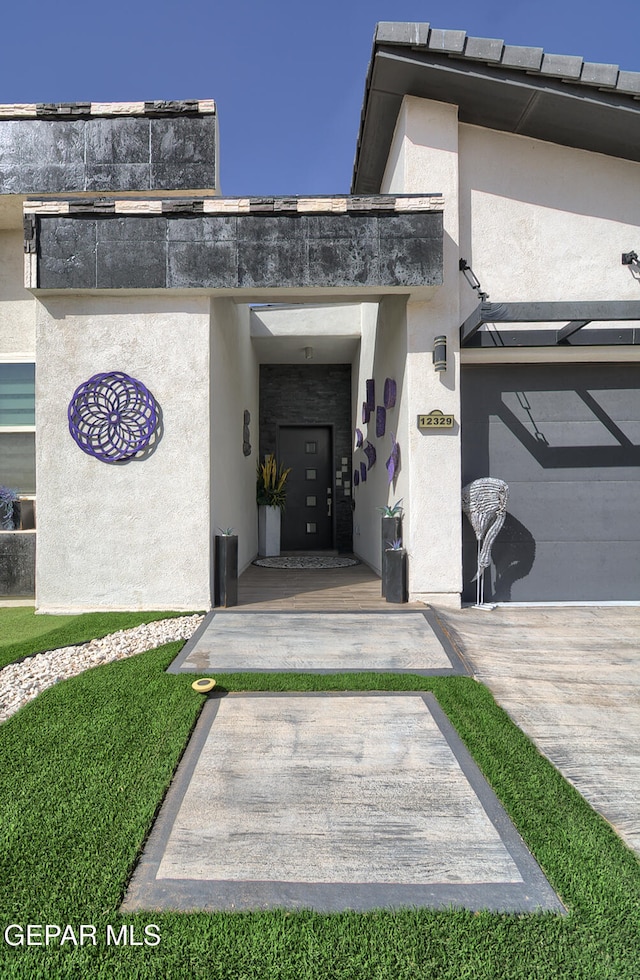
[68, 371, 160, 463]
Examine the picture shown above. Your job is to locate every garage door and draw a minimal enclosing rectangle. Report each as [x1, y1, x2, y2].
[461, 362, 640, 602]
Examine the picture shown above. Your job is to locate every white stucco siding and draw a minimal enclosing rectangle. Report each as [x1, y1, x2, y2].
[0, 230, 36, 355]
[352, 298, 409, 574]
[380, 97, 463, 605]
[210, 299, 259, 573]
[404, 302, 462, 606]
[458, 125, 640, 303]
[34, 296, 211, 612]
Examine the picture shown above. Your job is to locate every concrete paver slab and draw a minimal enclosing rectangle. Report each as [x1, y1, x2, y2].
[122, 693, 562, 913]
[435, 606, 640, 855]
[168, 610, 466, 675]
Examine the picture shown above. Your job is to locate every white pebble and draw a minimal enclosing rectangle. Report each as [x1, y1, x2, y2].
[0, 615, 204, 723]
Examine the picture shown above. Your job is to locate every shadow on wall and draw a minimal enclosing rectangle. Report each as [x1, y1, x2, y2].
[462, 512, 536, 603]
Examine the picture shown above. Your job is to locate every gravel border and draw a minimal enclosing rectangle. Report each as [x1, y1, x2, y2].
[0, 615, 205, 724]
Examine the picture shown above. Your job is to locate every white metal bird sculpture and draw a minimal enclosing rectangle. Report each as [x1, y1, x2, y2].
[462, 478, 509, 605]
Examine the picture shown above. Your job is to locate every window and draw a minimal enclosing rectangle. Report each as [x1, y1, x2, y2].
[0, 361, 36, 495]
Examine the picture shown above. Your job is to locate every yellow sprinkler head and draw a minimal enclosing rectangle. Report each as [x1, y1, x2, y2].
[191, 678, 216, 693]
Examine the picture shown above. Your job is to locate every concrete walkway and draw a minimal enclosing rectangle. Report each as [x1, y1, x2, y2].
[169, 608, 467, 675]
[122, 590, 640, 914]
[123, 586, 564, 915]
[123, 691, 561, 914]
[434, 605, 640, 856]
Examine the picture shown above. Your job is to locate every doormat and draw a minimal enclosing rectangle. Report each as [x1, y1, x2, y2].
[253, 556, 360, 569]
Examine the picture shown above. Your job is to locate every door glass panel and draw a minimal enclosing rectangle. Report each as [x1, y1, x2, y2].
[305, 442, 317, 453]
[306, 495, 317, 506]
[306, 523, 317, 533]
[305, 468, 317, 480]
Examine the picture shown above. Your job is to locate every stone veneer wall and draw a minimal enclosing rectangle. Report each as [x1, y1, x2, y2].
[259, 364, 353, 553]
[0, 533, 35, 596]
[0, 101, 217, 195]
[27, 196, 444, 291]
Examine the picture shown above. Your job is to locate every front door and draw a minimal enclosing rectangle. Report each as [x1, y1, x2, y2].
[278, 426, 333, 550]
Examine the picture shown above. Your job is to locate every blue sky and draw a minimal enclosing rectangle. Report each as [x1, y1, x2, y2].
[2, 1, 639, 195]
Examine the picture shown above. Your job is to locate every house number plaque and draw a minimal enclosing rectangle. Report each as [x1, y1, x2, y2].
[418, 410, 455, 429]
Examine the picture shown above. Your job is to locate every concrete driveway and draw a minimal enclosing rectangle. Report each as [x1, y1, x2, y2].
[433, 605, 640, 856]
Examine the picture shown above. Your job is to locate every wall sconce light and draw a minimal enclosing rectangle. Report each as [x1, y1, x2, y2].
[459, 258, 489, 301]
[304, 346, 314, 360]
[622, 251, 639, 265]
[433, 335, 447, 372]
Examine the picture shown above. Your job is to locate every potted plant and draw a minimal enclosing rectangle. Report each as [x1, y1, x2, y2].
[215, 528, 238, 607]
[384, 537, 408, 604]
[378, 498, 403, 597]
[257, 455, 291, 557]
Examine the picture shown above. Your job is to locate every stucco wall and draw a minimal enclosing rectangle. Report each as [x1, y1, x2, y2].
[0, 230, 36, 355]
[351, 298, 409, 574]
[34, 296, 211, 612]
[210, 299, 259, 575]
[458, 124, 640, 304]
[380, 97, 463, 605]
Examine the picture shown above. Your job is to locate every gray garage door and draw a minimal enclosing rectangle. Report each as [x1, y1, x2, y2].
[461, 362, 640, 602]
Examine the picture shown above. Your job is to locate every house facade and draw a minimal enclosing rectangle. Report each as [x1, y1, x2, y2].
[1, 23, 639, 610]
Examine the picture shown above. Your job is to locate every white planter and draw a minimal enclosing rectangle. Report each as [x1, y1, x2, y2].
[258, 505, 281, 557]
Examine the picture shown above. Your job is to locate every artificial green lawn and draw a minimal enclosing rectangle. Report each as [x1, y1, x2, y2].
[0, 607, 196, 671]
[0, 615, 638, 978]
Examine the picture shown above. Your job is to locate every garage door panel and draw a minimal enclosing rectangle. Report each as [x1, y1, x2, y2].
[496, 541, 640, 602]
[462, 363, 640, 601]
[463, 421, 640, 485]
[496, 482, 639, 542]
[462, 365, 640, 424]
[463, 527, 640, 602]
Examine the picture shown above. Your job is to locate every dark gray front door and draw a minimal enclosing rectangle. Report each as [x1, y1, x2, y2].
[278, 426, 333, 551]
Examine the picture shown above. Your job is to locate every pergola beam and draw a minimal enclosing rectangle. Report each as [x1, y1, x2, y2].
[460, 301, 640, 347]
[556, 320, 590, 342]
[463, 328, 640, 348]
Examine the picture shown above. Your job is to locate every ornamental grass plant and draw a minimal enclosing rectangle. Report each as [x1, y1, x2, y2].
[256, 454, 292, 510]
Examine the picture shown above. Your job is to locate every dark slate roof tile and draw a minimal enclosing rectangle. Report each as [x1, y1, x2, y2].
[373, 22, 640, 101]
[428, 29, 466, 54]
[376, 22, 430, 46]
[539, 52, 584, 78]
[501, 44, 544, 71]
[463, 36, 504, 63]
[579, 62, 619, 87]
[616, 70, 640, 95]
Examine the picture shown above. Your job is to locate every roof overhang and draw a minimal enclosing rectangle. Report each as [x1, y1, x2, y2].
[353, 23, 640, 193]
